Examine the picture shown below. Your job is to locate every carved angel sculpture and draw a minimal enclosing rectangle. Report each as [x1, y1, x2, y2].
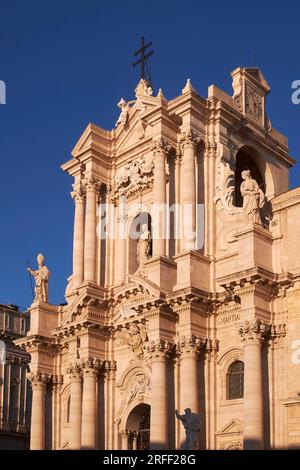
[115, 322, 148, 358]
[115, 98, 135, 127]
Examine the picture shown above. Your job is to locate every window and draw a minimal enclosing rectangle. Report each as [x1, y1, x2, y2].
[66, 396, 71, 424]
[227, 361, 244, 400]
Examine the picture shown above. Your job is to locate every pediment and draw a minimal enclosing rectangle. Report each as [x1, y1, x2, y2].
[59, 287, 107, 327]
[216, 419, 243, 436]
[115, 96, 166, 154]
[245, 67, 270, 93]
[115, 111, 152, 154]
[113, 276, 161, 303]
[71, 123, 111, 158]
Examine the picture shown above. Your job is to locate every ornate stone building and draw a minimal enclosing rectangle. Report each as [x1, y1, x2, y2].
[17, 68, 300, 450]
[0, 304, 31, 449]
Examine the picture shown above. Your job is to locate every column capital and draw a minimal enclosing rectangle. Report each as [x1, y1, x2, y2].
[150, 138, 172, 157]
[147, 339, 175, 360]
[67, 362, 83, 379]
[80, 357, 102, 376]
[238, 319, 270, 346]
[84, 175, 100, 192]
[71, 186, 86, 203]
[204, 136, 217, 157]
[176, 334, 205, 358]
[28, 371, 50, 389]
[269, 323, 286, 345]
[179, 129, 201, 151]
[51, 374, 64, 388]
[103, 359, 117, 379]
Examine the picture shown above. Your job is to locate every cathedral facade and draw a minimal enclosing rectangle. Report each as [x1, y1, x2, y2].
[17, 67, 300, 450]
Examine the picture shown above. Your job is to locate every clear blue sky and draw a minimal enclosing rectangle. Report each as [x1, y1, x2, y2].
[0, 0, 299, 309]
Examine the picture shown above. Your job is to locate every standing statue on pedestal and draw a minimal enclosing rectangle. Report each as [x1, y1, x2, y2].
[135, 224, 151, 277]
[175, 408, 201, 450]
[240, 169, 265, 225]
[27, 253, 50, 303]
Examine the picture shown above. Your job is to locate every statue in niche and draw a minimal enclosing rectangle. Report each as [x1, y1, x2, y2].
[175, 408, 202, 450]
[136, 224, 151, 276]
[27, 253, 50, 303]
[240, 169, 265, 225]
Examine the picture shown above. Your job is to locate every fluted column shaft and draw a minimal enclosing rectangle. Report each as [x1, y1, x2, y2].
[81, 361, 99, 449]
[149, 340, 172, 449]
[238, 320, 269, 450]
[177, 336, 202, 449]
[29, 373, 48, 450]
[72, 187, 85, 288]
[68, 365, 82, 450]
[117, 196, 127, 284]
[180, 352, 199, 414]
[180, 131, 198, 251]
[152, 140, 168, 257]
[84, 177, 98, 282]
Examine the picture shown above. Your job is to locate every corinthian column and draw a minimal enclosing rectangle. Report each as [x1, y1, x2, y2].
[84, 176, 98, 282]
[29, 372, 49, 450]
[151, 139, 169, 257]
[71, 186, 85, 288]
[68, 364, 82, 450]
[81, 358, 100, 449]
[180, 131, 199, 251]
[148, 339, 174, 449]
[177, 335, 202, 414]
[238, 320, 270, 450]
[177, 335, 203, 449]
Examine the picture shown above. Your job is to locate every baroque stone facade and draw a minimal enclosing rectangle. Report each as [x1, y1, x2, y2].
[16, 68, 300, 450]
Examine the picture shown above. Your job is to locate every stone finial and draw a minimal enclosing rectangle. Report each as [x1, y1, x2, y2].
[182, 78, 196, 94]
[156, 88, 166, 102]
[135, 78, 153, 98]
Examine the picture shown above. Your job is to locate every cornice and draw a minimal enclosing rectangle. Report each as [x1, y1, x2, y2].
[14, 334, 58, 355]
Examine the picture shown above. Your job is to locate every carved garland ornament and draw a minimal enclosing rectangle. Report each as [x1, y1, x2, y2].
[111, 156, 154, 203]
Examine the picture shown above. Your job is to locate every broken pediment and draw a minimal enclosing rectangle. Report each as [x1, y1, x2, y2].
[111, 277, 163, 322]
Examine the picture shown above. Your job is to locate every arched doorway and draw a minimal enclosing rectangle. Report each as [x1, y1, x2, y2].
[125, 403, 151, 450]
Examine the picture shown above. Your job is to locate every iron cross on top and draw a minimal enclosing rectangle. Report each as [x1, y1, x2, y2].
[132, 36, 154, 84]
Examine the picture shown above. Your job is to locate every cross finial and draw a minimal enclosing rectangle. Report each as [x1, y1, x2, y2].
[133, 36, 154, 88]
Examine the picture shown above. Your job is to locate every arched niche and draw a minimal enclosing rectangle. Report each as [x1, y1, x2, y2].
[128, 212, 152, 275]
[234, 146, 265, 208]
